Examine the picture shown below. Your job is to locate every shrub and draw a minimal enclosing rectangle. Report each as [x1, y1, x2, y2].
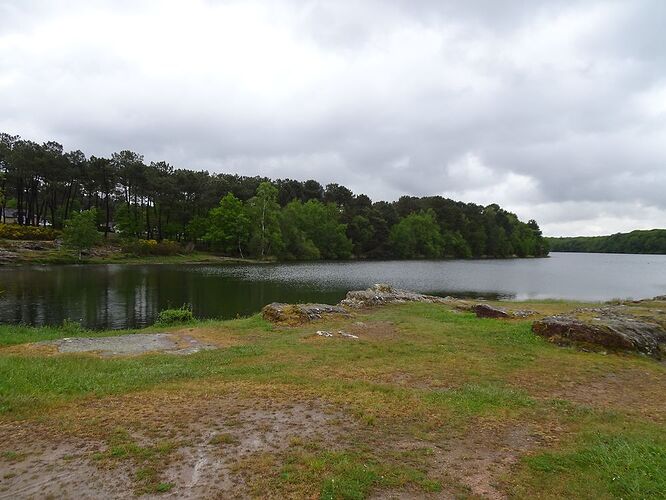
[151, 240, 182, 256]
[0, 224, 59, 241]
[155, 306, 194, 326]
[121, 239, 184, 256]
[62, 210, 101, 258]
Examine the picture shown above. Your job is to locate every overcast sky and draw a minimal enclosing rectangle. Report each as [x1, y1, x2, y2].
[1, 0, 665, 236]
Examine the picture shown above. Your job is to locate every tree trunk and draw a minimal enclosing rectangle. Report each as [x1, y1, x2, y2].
[105, 191, 111, 238]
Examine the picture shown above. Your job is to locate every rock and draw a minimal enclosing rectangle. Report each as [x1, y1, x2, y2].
[472, 304, 511, 318]
[340, 283, 453, 308]
[513, 310, 537, 318]
[0, 250, 19, 264]
[41, 333, 215, 357]
[316, 330, 359, 339]
[532, 314, 666, 359]
[262, 303, 350, 325]
[471, 303, 536, 319]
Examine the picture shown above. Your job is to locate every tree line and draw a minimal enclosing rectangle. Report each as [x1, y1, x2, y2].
[0, 132, 549, 260]
[547, 229, 666, 255]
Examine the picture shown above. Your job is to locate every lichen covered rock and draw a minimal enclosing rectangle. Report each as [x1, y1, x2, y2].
[340, 283, 453, 308]
[532, 314, 666, 359]
[262, 303, 349, 325]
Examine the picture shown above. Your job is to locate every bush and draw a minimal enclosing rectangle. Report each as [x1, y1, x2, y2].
[121, 239, 184, 256]
[0, 224, 59, 241]
[155, 306, 194, 326]
[62, 210, 101, 258]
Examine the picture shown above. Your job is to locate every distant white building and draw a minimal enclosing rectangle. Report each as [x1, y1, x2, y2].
[2, 208, 18, 224]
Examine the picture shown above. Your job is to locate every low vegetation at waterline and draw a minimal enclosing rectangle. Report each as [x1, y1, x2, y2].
[1, 297, 665, 498]
[154, 305, 195, 326]
[0, 132, 548, 260]
[547, 228, 666, 255]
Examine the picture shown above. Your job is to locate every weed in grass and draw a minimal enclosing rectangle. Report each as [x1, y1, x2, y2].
[155, 482, 174, 493]
[1, 450, 25, 461]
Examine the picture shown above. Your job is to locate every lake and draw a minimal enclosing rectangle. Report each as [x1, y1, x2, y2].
[1, 252, 665, 329]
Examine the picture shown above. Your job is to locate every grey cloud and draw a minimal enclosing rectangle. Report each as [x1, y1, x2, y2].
[1, 0, 665, 236]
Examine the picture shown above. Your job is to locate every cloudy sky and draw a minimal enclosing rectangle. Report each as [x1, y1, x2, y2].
[1, 0, 665, 236]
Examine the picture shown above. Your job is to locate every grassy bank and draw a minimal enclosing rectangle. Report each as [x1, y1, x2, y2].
[0, 239, 265, 266]
[0, 301, 664, 498]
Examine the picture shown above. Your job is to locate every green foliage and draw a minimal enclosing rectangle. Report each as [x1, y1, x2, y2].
[246, 182, 283, 258]
[389, 210, 444, 258]
[0, 223, 58, 240]
[155, 305, 194, 325]
[185, 215, 209, 242]
[204, 193, 250, 256]
[62, 209, 100, 256]
[280, 200, 352, 260]
[547, 229, 666, 254]
[0, 130, 548, 259]
[114, 204, 144, 237]
[347, 215, 375, 257]
[441, 229, 472, 258]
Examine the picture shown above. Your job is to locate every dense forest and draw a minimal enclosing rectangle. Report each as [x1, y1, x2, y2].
[547, 229, 666, 255]
[0, 132, 548, 260]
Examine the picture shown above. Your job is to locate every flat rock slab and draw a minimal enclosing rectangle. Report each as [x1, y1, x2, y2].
[43, 333, 215, 357]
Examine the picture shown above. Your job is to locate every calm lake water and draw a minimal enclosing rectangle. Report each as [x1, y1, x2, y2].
[1, 252, 665, 329]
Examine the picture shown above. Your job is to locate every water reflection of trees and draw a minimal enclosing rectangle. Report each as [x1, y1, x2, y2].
[0, 265, 347, 329]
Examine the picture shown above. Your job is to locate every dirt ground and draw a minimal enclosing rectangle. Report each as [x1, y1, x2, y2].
[0, 393, 353, 499]
[0, 384, 553, 499]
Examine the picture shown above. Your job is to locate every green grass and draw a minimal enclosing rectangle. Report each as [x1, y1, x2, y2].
[0, 322, 126, 347]
[257, 447, 441, 499]
[0, 344, 267, 415]
[516, 430, 666, 499]
[1, 450, 25, 461]
[423, 383, 535, 417]
[0, 301, 664, 498]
